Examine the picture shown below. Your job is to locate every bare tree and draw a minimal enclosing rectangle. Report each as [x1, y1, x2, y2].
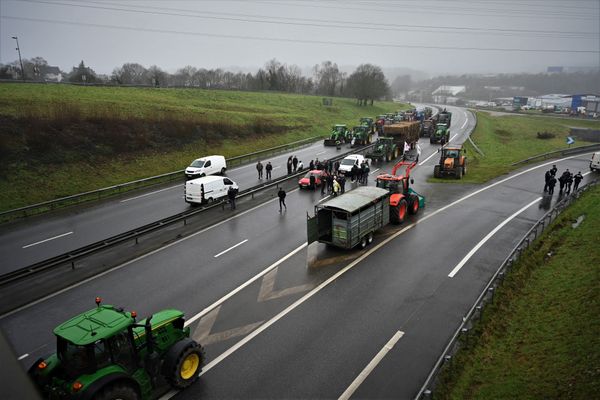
[346, 64, 390, 105]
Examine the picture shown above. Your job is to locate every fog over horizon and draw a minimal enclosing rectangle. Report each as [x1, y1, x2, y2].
[1, 0, 599, 79]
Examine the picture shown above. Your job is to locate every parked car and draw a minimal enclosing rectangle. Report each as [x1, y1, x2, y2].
[590, 152, 600, 172]
[337, 154, 366, 176]
[185, 155, 226, 180]
[298, 170, 328, 189]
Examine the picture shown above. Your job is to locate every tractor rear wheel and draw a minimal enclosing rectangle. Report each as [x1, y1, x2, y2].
[393, 148, 399, 159]
[164, 339, 204, 389]
[434, 165, 441, 178]
[463, 159, 467, 175]
[408, 194, 419, 215]
[390, 199, 408, 224]
[95, 383, 140, 400]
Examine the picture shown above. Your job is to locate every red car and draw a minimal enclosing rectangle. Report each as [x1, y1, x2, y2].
[298, 170, 327, 189]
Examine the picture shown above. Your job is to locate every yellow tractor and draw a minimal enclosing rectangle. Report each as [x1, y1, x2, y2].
[434, 145, 467, 179]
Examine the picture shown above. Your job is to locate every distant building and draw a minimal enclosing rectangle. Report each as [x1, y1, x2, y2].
[40, 65, 62, 82]
[432, 85, 466, 104]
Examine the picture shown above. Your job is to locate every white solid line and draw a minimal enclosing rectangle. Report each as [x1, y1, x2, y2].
[449, 134, 458, 142]
[213, 239, 248, 258]
[17, 353, 29, 361]
[1, 189, 300, 320]
[316, 151, 327, 155]
[185, 242, 307, 326]
[159, 152, 595, 399]
[338, 331, 405, 400]
[448, 197, 542, 278]
[22, 232, 73, 249]
[120, 185, 179, 203]
[370, 168, 380, 175]
[418, 150, 438, 166]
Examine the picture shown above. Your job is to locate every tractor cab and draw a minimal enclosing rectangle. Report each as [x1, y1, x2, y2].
[375, 160, 425, 224]
[360, 117, 373, 126]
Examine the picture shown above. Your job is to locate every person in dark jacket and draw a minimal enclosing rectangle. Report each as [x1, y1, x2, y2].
[565, 172, 574, 194]
[292, 155, 298, 172]
[321, 172, 327, 195]
[351, 164, 359, 182]
[543, 169, 552, 192]
[256, 161, 264, 179]
[334, 160, 340, 173]
[326, 173, 334, 194]
[550, 164, 557, 176]
[339, 175, 346, 193]
[287, 156, 293, 175]
[309, 173, 316, 190]
[266, 161, 273, 179]
[548, 175, 557, 195]
[227, 186, 237, 210]
[278, 188, 287, 212]
[309, 160, 315, 170]
[573, 171, 583, 191]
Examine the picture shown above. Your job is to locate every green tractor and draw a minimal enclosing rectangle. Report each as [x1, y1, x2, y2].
[351, 125, 373, 147]
[324, 124, 351, 146]
[359, 117, 375, 134]
[28, 298, 204, 400]
[430, 123, 450, 144]
[366, 137, 399, 163]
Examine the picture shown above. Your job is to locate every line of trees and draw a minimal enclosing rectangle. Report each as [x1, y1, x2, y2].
[0, 57, 391, 105]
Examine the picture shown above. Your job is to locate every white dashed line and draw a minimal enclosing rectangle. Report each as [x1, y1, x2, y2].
[22, 232, 73, 249]
[214, 239, 248, 258]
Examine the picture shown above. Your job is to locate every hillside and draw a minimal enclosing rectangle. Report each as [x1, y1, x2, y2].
[0, 83, 403, 210]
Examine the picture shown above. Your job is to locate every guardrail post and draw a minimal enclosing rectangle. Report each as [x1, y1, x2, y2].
[71, 261, 75, 270]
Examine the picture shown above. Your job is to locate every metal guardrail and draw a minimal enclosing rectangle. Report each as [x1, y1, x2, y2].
[0, 143, 376, 286]
[0, 135, 323, 221]
[465, 111, 485, 157]
[511, 143, 600, 166]
[415, 178, 598, 399]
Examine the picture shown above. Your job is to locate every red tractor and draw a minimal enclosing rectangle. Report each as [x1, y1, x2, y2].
[376, 161, 425, 224]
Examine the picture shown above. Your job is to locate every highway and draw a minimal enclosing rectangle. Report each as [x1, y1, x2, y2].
[1, 106, 595, 399]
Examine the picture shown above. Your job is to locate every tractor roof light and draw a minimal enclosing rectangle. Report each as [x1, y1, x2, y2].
[131, 311, 137, 320]
[38, 361, 47, 369]
[95, 297, 102, 307]
[72, 381, 84, 392]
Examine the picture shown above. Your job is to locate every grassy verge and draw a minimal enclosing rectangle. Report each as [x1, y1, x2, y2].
[0, 83, 404, 211]
[435, 184, 600, 399]
[429, 111, 600, 183]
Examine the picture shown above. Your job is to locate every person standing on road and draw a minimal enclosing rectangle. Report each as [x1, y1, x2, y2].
[227, 186, 237, 210]
[550, 164, 557, 177]
[321, 172, 327, 195]
[287, 156, 293, 175]
[309, 160, 315, 170]
[292, 155, 298, 172]
[548, 175, 557, 195]
[326, 173, 334, 194]
[543, 169, 552, 192]
[573, 171, 583, 191]
[332, 178, 341, 197]
[256, 161, 264, 179]
[309, 173, 316, 190]
[334, 160, 340, 173]
[278, 187, 287, 212]
[566, 171, 574, 194]
[266, 161, 273, 180]
[339, 175, 346, 193]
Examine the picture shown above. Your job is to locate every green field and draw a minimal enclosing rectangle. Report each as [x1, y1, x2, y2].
[436, 184, 600, 399]
[430, 111, 600, 183]
[0, 83, 403, 211]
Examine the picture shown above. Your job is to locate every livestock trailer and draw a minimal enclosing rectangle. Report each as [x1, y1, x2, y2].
[307, 186, 390, 249]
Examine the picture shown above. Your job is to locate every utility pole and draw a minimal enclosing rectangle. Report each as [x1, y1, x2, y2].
[11, 36, 26, 81]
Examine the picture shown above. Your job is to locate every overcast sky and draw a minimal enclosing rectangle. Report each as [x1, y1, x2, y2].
[1, 0, 599, 78]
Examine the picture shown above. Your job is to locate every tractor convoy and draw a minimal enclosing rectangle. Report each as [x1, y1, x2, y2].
[29, 298, 203, 400]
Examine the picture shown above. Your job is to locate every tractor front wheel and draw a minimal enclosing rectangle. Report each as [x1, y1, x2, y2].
[408, 194, 419, 215]
[390, 199, 408, 224]
[95, 383, 140, 400]
[455, 166, 463, 179]
[164, 339, 204, 389]
[393, 148, 399, 159]
[434, 165, 441, 178]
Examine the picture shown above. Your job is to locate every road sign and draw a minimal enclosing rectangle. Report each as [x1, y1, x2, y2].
[566, 136, 575, 145]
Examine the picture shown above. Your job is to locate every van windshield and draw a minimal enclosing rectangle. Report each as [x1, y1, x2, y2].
[190, 160, 205, 168]
[341, 159, 357, 166]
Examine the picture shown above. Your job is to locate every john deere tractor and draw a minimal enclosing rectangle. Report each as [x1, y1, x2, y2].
[351, 126, 373, 147]
[324, 124, 351, 146]
[430, 123, 450, 144]
[366, 137, 399, 162]
[28, 298, 204, 400]
[359, 117, 375, 134]
[434, 145, 467, 179]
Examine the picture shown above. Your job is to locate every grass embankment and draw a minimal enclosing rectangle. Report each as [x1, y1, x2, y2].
[0, 83, 403, 211]
[431, 111, 600, 183]
[436, 184, 600, 399]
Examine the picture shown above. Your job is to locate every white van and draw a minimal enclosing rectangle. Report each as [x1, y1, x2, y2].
[590, 152, 600, 172]
[185, 155, 226, 180]
[185, 175, 238, 205]
[338, 154, 366, 176]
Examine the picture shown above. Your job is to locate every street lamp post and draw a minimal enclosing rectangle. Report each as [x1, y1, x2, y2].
[11, 36, 26, 81]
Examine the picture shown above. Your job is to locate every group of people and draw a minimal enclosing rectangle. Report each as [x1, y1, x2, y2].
[255, 160, 273, 180]
[543, 164, 583, 195]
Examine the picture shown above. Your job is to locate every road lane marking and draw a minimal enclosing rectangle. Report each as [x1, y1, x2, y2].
[448, 197, 542, 278]
[214, 239, 248, 258]
[17, 353, 29, 361]
[449, 133, 458, 143]
[461, 113, 468, 129]
[120, 185, 179, 203]
[418, 150, 439, 166]
[22, 232, 73, 249]
[316, 151, 327, 155]
[338, 330, 405, 400]
[370, 168, 380, 175]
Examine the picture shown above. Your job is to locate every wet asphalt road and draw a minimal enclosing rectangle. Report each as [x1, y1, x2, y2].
[1, 106, 596, 399]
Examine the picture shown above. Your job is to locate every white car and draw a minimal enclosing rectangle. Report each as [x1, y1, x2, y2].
[338, 154, 366, 176]
[185, 155, 226, 180]
[185, 175, 238, 205]
[590, 152, 600, 172]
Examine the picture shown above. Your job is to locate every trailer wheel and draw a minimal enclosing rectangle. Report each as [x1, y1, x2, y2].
[408, 194, 419, 215]
[393, 148, 399, 159]
[164, 339, 204, 389]
[360, 236, 368, 249]
[434, 165, 441, 178]
[367, 232, 374, 244]
[390, 199, 408, 224]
